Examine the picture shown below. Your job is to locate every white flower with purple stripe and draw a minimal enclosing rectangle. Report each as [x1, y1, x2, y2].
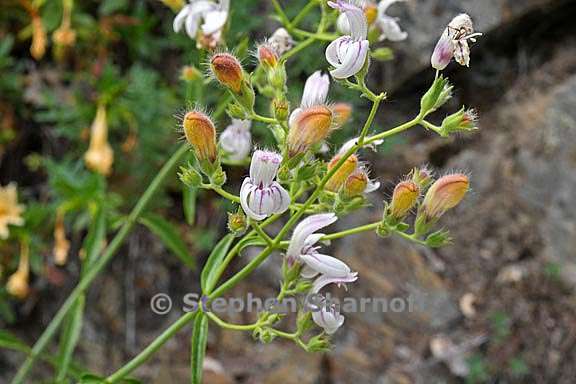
[286, 213, 356, 281]
[219, 119, 251, 161]
[325, 0, 370, 79]
[240, 150, 290, 221]
[312, 299, 345, 334]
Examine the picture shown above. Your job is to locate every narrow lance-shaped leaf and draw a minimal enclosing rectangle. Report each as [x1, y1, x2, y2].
[191, 313, 209, 384]
[56, 295, 85, 382]
[140, 213, 196, 270]
[201, 234, 234, 294]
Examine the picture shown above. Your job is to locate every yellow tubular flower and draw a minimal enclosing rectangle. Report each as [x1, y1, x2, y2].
[84, 103, 114, 176]
[53, 208, 70, 266]
[7, 241, 30, 300]
[0, 183, 25, 239]
[210, 53, 244, 93]
[389, 180, 420, 219]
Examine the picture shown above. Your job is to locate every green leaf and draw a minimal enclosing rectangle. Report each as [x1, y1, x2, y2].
[236, 236, 267, 254]
[140, 214, 196, 270]
[183, 186, 198, 226]
[82, 206, 107, 272]
[191, 314, 209, 384]
[0, 330, 28, 351]
[56, 295, 85, 382]
[201, 234, 234, 294]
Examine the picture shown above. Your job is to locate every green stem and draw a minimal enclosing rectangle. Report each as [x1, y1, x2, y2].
[290, 0, 317, 27]
[203, 184, 240, 202]
[270, 0, 291, 27]
[322, 222, 380, 240]
[291, 29, 337, 41]
[11, 144, 190, 384]
[106, 311, 198, 383]
[250, 113, 277, 125]
[365, 115, 423, 145]
[205, 312, 258, 331]
[250, 220, 273, 246]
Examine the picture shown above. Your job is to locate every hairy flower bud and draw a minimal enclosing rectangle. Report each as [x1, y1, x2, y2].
[440, 107, 478, 136]
[287, 106, 333, 157]
[178, 165, 203, 187]
[227, 210, 248, 235]
[272, 98, 289, 121]
[180, 65, 202, 82]
[257, 43, 279, 68]
[210, 53, 244, 93]
[421, 173, 469, 219]
[411, 166, 433, 189]
[182, 111, 218, 164]
[332, 102, 353, 127]
[420, 75, 452, 116]
[389, 180, 419, 219]
[7, 242, 30, 300]
[341, 169, 368, 199]
[325, 154, 358, 193]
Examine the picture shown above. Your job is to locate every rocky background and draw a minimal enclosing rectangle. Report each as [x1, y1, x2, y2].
[3, 0, 576, 383]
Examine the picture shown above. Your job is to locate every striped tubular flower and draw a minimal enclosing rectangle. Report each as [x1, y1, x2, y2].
[240, 150, 290, 221]
[326, 0, 370, 79]
[173, 0, 229, 49]
[219, 119, 251, 161]
[375, 0, 408, 41]
[286, 214, 357, 282]
[312, 298, 345, 335]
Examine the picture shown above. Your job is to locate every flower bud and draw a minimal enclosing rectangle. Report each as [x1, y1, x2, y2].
[411, 166, 433, 189]
[420, 75, 452, 116]
[227, 210, 247, 236]
[287, 106, 333, 157]
[180, 65, 202, 82]
[440, 107, 478, 136]
[178, 164, 203, 187]
[332, 102, 353, 127]
[325, 154, 358, 193]
[272, 98, 289, 121]
[389, 180, 419, 219]
[182, 111, 218, 164]
[84, 103, 114, 176]
[30, 15, 46, 60]
[340, 169, 368, 200]
[306, 333, 331, 352]
[421, 173, 469, 219]
[257, 43, 279, 69]
[210, 53, 244, 93]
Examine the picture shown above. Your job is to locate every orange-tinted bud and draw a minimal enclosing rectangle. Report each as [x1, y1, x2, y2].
[332, 102, 353, 127]
[422, 173, 469, 218]
[390, 180, 419, 218]
[180, 65, 202, 82]
[325, 154, 359, 193]
[183, 111, 218, 163]
[287, 106, 333, 157]
[257, 43, 279, 68]
[364, 3, 378, 25]
[341, 169, 368, 199]
[210, 53, 244, 93]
